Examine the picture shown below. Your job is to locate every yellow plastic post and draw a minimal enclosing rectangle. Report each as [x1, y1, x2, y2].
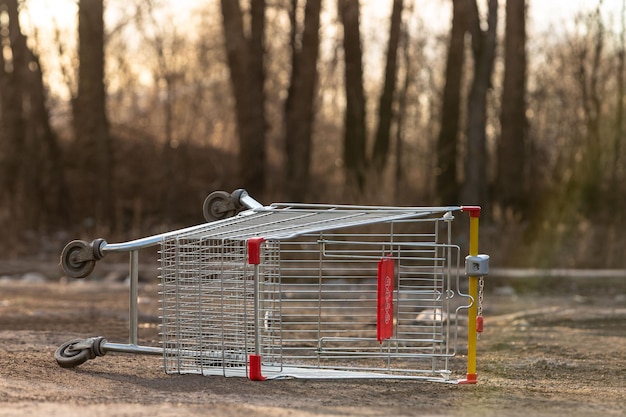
[460, 206, 480, 384]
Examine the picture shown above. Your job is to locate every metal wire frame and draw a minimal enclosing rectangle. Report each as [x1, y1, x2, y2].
[158, 206, 467, 381]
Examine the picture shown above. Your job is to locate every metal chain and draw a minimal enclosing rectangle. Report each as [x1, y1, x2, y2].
[478, 276, 484, 317]
[476, 276, 485, 339]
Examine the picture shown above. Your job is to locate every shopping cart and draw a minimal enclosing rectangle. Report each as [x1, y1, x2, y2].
[55, 190, 489, 383]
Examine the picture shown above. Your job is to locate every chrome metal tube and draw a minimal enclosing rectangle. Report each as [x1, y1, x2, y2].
[239, 191, 264, 210]
[253, 263, 260, 356]
[129, 250, 139, 345]
[100, 222, 220, 254]
[102, 342, 162, 356]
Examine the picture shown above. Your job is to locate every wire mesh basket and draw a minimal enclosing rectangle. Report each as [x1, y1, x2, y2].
[159, 203, 468, 381]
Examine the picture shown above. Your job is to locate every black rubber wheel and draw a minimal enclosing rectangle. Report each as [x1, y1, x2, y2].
[55, 339, 92, 368]
[60, 240, 96, 279]
[230, 189, 247, 209]
[203, 191, 236, 222]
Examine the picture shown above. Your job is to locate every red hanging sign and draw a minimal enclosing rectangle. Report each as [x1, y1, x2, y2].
[377, 256, 395, 343]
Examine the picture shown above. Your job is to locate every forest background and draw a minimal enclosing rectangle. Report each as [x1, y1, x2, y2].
[1, 0, 625, 269]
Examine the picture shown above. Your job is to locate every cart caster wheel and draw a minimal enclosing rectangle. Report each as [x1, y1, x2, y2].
[60, 240, 96, 279]
[55, 339, 93, 368]
[203, 191, 237, 222]
[55, 337, 106, 369]
[230, 189, 247, 209]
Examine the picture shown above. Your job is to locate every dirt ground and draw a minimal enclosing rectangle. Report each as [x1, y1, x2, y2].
[0, 274, 624, 417]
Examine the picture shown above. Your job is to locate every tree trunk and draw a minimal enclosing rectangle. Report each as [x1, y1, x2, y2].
[338, 0, 367, 191]
[462, 0, 498, 209]
[497, 0, 527, 215]
[435, 0, 469, 205]
[371, 0, 403, 173]
[0, 0, 67, 229]
[284, 0, 322, 201]
[220, 0, 267, 197]
[0, 0, 26, 208]
[612, 0, 626, 196]
[27, 51, 69, 227]
[74, 0, 113, 228]
[394, 20, 412, 202]
[575, 5, 604, 214]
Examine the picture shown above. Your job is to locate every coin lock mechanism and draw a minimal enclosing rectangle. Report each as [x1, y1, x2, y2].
[465, 254, 489, 335]
[465, 254, 489, 276]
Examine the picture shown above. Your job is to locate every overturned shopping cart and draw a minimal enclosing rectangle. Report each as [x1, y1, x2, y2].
[56, 190, 489, 383]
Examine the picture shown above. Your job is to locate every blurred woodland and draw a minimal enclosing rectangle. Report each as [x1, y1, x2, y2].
[1, 0, 625, 268]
